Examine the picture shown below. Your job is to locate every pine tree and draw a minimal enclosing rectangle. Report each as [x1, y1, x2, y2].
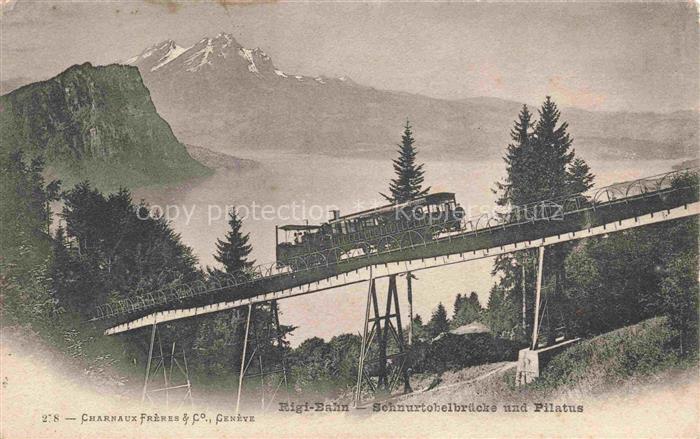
[492, 97, 595, 345]
[567, 157, 595, 194]
[1, 150, 60, 259]
[452, 291, 483, 328]
[452, 293, 465, 320]
[59, 184, 202, 315]
[50, 225, 74, 310]
[467, 292, 480, 308]
[214, 208, 254, 274]
[381, 121, 430, 203]
[496, 104, 536, 207]
[427, 302, 450, 338]
[413, 314, 423, 326]
[198, 207, 256, 376]
[492, 105, 537, 342]
[409, 313, 426, 341]
[532, 96, 575, 199]
[197, 208, 294, 381]
[534, 97, 595, 343]
[485, 284, 519, 338]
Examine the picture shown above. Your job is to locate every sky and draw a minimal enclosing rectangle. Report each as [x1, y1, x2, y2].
[1, 0, 698, 113]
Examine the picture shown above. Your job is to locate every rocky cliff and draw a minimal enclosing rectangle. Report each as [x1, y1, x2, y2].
[0, 63, 210, 190]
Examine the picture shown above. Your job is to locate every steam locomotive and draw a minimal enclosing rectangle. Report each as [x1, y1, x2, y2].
[275, 192, 465, 267]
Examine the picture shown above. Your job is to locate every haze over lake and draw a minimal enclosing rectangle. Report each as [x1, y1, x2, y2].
[136, 152, 682, 344]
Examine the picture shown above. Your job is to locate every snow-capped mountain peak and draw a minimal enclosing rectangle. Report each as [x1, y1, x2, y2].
[124, 34, 355, 84]
[126, 40, 171, 64]
[114, 35, 695, 165]
[151, 41, 188, 72]
[214, 32, 237, 49]
[124, 39, 189, 72]
[125, 34, 275, 75]
[238, 47, 268, 74]
[184, 38, 214, 72]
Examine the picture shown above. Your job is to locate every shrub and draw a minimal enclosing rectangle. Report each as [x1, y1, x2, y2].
[414, 333, 522, 374]
[536, 317, 684, 392]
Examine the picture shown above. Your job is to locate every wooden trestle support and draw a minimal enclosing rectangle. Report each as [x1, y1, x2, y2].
[235, 300, 290, 414]
[354, 268, 413, 406]
[141, 322, 193, 407]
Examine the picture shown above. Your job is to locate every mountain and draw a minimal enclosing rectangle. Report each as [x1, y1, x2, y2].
[128, 33, 698, 161]
[0, 63, 211, 190]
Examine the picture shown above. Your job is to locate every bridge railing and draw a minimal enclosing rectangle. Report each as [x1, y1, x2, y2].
[93, 167, 698, 321]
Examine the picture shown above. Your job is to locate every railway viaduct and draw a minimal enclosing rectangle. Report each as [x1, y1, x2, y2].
[92, 168, 699, 410]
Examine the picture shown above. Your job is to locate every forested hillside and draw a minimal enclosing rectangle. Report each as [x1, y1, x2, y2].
[0, 63, 210, 190]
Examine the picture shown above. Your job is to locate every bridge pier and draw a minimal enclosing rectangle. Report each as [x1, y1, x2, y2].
[517, 245, 546, 385]
[235, 300, 290, 414]
[517, 246, 580, 385]
[141, 321, 193, 407]
[355, 270, 412, 406]
[517, 339, 581, 385]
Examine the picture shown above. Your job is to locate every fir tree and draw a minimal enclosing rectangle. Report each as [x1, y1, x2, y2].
[199, 207, 256, 376]
[409, 313, 426, 341]
[567, 157, 595, 194]
[211, 207, 256, 359]
[485, 284, 519, 338]
[452, 293, 465, 320]
[50, 225, 73, 310]
[214, 208, 254, 274]
[496, 104, 536, 207]
[532, 96, 575, 199]
[467, 292, 480, 308]
[492, 105, 537, 343]
[413, 314, 423, 326]
[381, 121, 430, 203]
[198, 208, 294, 380]
[58, 183, 201, 315]
[492, 97, 595, 345]
[452, 291, 483, 328]
[427, 302, 450, 338]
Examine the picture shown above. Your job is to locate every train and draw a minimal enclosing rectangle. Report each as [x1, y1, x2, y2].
[275, 192, 465, 268]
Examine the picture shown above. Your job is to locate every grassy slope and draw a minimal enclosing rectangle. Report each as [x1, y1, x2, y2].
[534, 316, 695, 395]
[397, 317, 696, 409]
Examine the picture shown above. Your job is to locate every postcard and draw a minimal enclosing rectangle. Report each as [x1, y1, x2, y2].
[1, 1, 698, 437]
